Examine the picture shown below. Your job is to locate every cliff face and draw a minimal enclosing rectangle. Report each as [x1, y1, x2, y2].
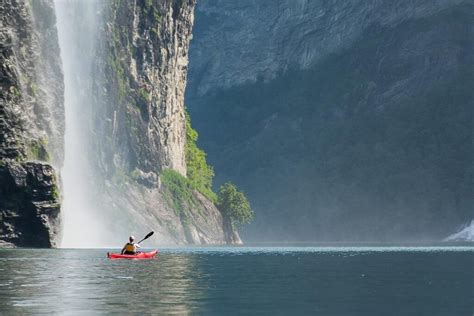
[0, 0, 236, 247]
[0, 0, 63, 247]
[69, 0, 238, 245]
[186, 0, 473, 241]
[188, 0, 467, 97]
[96, 0, 191, 176]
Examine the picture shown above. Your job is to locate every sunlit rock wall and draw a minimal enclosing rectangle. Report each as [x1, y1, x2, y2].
[87, 0, 238, 244]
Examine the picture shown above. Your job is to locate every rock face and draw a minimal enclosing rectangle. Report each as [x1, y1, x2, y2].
[95, 0, 191, 176]
[0, 0, 64, 247]
[0, 162, 61, 247]
[188, 0, 467, 97]
[56, 0, 239, 245]
[186, 0, 473, 241]
[0, 0, 239, 247]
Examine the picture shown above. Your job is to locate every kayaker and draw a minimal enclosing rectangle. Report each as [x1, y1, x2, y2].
[121, 235, 141, 255]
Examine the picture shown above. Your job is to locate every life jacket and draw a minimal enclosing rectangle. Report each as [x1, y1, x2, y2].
[124, 242, 136, 253]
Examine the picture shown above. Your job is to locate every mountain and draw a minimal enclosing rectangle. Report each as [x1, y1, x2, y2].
[0, 0, 239, 247]
[186, 0, 473, 241]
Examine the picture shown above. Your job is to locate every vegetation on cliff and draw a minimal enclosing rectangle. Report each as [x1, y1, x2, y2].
[161, 109, 253, 229]
[185, 109, 254, 226]
[161, 169, 195, 215]
[217, 182, 253, 227]
[185, 108, 216, 201]
[160, 109, 216, 209]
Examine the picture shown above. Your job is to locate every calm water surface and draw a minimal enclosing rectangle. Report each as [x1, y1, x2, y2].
[0, 246, 472, 315]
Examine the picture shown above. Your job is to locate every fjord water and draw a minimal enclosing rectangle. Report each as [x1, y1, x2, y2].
[0, 246, 472, 315]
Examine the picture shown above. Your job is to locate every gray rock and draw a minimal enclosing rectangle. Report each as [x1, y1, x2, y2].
[0, 161, 61, 247]
[0, 0, 64, 247]
[188, 0, 466, 97]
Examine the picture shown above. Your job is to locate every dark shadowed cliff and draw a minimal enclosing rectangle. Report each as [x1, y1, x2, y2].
[0, 0, 63, 247]
[186, 0, 473, 241]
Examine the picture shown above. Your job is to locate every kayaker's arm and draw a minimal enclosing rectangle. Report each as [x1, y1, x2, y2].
[120, 245, 127, 255]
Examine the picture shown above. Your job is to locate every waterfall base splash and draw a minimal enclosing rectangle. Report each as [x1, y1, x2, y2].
[445, 220, 474, 241]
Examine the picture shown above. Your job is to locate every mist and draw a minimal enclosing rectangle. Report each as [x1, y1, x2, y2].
[55, 0, 114, 248]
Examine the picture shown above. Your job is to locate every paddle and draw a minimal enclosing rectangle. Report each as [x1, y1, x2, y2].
[137, 231, 154, 244]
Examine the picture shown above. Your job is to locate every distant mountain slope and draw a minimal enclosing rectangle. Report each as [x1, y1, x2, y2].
[186, 0, 473, 241]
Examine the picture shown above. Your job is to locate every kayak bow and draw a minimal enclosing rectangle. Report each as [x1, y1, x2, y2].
[107, 250, 158, 259]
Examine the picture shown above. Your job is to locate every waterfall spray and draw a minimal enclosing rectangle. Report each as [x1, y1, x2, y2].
[55, 0, 113, 248]
[446, 220, 474, 241]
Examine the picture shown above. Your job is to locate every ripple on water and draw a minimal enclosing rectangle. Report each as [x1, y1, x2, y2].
[0, 246, 471, 314]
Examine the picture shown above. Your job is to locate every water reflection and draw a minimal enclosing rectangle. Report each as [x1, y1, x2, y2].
[0, 248, 472, 315]
[0, 249, 205, 314]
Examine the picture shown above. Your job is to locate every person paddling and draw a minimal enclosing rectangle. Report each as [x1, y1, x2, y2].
[121, 235, 141, 255]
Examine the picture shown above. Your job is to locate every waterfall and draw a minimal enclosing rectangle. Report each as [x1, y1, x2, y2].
[55, 0, 113, 248]
[445, 220, 474, 241]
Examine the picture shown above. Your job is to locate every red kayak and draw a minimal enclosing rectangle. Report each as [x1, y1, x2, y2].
[107, 250, 158, 259]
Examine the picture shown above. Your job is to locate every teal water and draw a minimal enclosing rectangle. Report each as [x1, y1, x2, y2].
[0, 246, 472, 315]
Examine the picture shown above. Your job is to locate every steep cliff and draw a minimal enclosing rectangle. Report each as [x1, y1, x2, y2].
[0, 0, 63, 247]
[55, 0, 238, 245]
[96, 0, 191, 176]
[186, 0, 473, 241]
[0, 0, 237, 248]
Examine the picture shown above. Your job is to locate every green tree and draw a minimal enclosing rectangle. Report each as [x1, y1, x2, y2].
[185, 108, 216, 201]
[217, 182, 253, 225]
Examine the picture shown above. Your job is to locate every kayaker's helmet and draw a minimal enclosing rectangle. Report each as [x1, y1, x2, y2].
[129, 235, 135, 242]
